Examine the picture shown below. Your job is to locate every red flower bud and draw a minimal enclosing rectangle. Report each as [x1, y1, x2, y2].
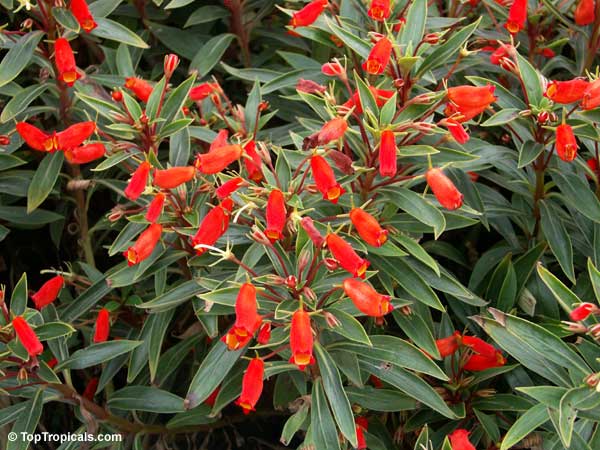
[448, 429, 476, 450]
[588, 157, 599, 176]
[145, 192, 165, 223]
[570, 302, 597, 321]
[462, 335, 506, 371]
[556, 123, 578, 162]
[445, 118, 469, 144]
[505, 0, 527, 34]
[321, 61, 346, 78]
[82, 377, 99, 400]
[436, 332, 461, 358]
[124, 77, 154, 102]
[296, 78, 327, 94]
[16, 121, 95, 152]
[153, 166, 196, 189]
[575, 0, 596, 25]
[310, 155, 345, 203]
[257, 322, 271, 344]
[300, 216, 324, 247]
[54, 38, 80, 86]
[124, 223, 162, 266]
[236, 357, 264, 414]
[112, 90, 123, 102]
[426, 168, 463, 210]
[192, 198, 234, 254]
[368, 0, 391, 21]
[163, 53, 179, 78]
[194, 145, 243, 174]
[265, 189, 286, 243]
[545, 79, 589, 104]
[70, 0, 97, 32]
[290, 308, 315, 370]
[489, 44, 514, 70]
[65, 143, 105, 164]
[243, 140, 263, 182]
[355, 417, 368, 450]
[317, 118, 348, 145]
[93, 308, 110, 343]
[222, 283, 262, 350]
[289, 0, 328, 28]
[362, 37, 392, 75]
[124, 161, 152, 201]
[379, 129, 397, 177]
[326, 233, 370, 278]
[393, 16, 406, 32]
[31, 275, 64, 309]
[189, 82, 220, 101]
[12, 316, 43, 357]
[343, 278, 392, 317]
[582, 79, 600, 110]
[0, 135, 10, 146]
[350, 208, 388, 247]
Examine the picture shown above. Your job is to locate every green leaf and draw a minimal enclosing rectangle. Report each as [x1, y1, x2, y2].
[551, 171, 600, 223]
[56, 340, 142, 370]
[311, 378, 341, 450]
[0, 206, 62, 225]
[588, 258, 600, 302]
[10, 273, 27, 316]
[0, 31, 44, 88]
[139, 280, 204, 312]
[185, 5, 230, 27]
[281, 405, 309, 446]
[7, 388, 43, 450]
[540, 200, 575, 282]
[325, 17, 371, 59]
[34, 322, 75, 341]
[27, 151, 64, 213]
[481, 108, 520, 127]
[382, 187, 446, 238]
[0, 154, 26, 171]
[399, 0, 427, 51]
[108, 386, 185, 413]
[190, 34, 235, 75]
[1, 83, 49, 123]
[500, 404, 549, 450]
[517, 141, 544, 168]
[148, 309, 176, 382]
[317, 308, 371, 345]
[51, 7, 80, 33]
[245, 80, 261, 137]
[160, 118, 193, 139]
[61, 277, 112, 321]
[91, 18, 149, 48]
[160, 73, 196, 125]
[393, 234, 440, 276]
[536, 264, 580, 313]
[314, 343, 356, 447]
[515, 52, 543, 106]
[393, 311, 440, 358]
[355, 72, 379, 116]
[346, 386, 416, 412]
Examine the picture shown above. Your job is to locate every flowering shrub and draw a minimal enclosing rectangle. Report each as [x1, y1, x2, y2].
[3, 0, 600, 449]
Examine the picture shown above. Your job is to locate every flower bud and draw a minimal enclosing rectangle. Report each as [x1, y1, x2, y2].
[257, 322, 271, 344]
[575, 0, 596, 25]
[13, 316, 43, 357]
[124, 77, 153, 103]
[163, 53, 179, 78]
[0, 135, 10, 146]
[570, 302, 597, 321]
[323, 257, 339, 271]
[423, 33, 439, 44]
[31, 275, 64, 309]
[301, 286, 318, 303]
[296, 78, 327, 94]
[93, 308, 110, 343]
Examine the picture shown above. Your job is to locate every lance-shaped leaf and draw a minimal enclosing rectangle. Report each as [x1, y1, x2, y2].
[108, 386, 185, 413]
[56, 340, 142, 370]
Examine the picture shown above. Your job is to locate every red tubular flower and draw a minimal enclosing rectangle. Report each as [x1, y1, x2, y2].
[194, 145, 243, 174]
[16, 122, 95, 152]
[290, 308, 315, 370]
[355, 417, 368, 449]
[54, 38, 80, 86]
[257, 322, 271, 344]
[349, 208, 388, 247]
[289, 0, 328, 28]
[216, 177, 245, 199]
[209, 129, 229, 152]
[448, 429, 476, 450]
[446, 119, 469, 144]
[489, 44, 514, 69]
[47, 357, 58, 368]
[82, 377, 99, 401]
[124, 223, 162, 266]
[362, 37, 392, 75]
[145, 193, 165, 223]
[65, 143, 105, 164]
[191, 198, 234, 254]
[300, 216, 324, 247]
[505, 0, 527, 34]
[189, 82, 219, 101]
[556, 124, 578, 162]
[368, 0, 391, 21]
[31, 275, 64, 310]
[426, 168, 464, 210]
[70, 0, 97, 32]
[124, 77, 153, 102]
[265, 189, 286, 243]
[153, 166, 196, 189]
[582, 79, 600, 110]
[343, 278, 392, 317]
[124, 161, 152, 201]
[12, 316, 43, 357]
[321, 61, 345, 77]
[462, 335, 506, 371]
[205, 386, 220, 407]
[15, 123, 51, 151]
[243, 140, 263, 182]
[236, 357, 264, 414]
[342, 87, 395, 114]
[222, 283, 262, 350]
[310, 155, 345, 203]
[317, 118, 348, 145]
[326, 233, 370, 278]
[446, 85, 496, 122]
[545, 79, 589, 104]
[57, 122, 96, 149]
[575, 0, 596, 25]
[570, 302, 597, 321]
[93, 308, 110, 343]
[379, 129, 397, 177]
[436, 332, 461, 358]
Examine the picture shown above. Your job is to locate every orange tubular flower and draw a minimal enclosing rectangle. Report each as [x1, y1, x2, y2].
[194, 145, 243, 174]
[16, 121, 95, 152]
[556, 124, 578, 162]
[317, 118, 348, 145]
[15, 122, 51, 152]
[343, 278, 392, 317]
[362, 37, 392, 75]
[436, 331, 461, 358]
[425, 168, 464, 210]
[31, 275, 64, 309]
[82, 377, 99, 400]
[222, 284, 262, 350]
[57, 122, 96, 149]
[70, 0, 97, 32]
[368, 0, 391, 21]
[12, 316, 43, 357]
[191, 198, 234, 254]
[153, 166, 196, 189]
[326, 233, 370, 278]
[93, 308, 110, 343]
[343, 87, 395, 114]
[145, 193, 165, 223]
[290, 308, 315, 370]
[349, 208, 388, 247]
[462, 335, 506, 371]
[124, 77, 153, 102]
[379, 129, 397, 177]
[54, 38, 80, 86]
[216, 177, 245, 199]
[236, 357, 264, 414]
[448, 429, 476, 450]
[575, 0, 596, 25]
[124, 223, 163, 266]
[582, 79, 600, 110]
[570, 302, 597, 321]
[505, 0, 527, 34]
[124, 161, 152, 201]
[65, 143, 105, 164]
[289, 0, 328, 28]
[189, 82, 219, 101]
[446, 85, 496, 122]
[265, 189, 286, 243]
[545, 79, 589, 104]
[310, 155, 345, 203]
[243, 140, 263, 182]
